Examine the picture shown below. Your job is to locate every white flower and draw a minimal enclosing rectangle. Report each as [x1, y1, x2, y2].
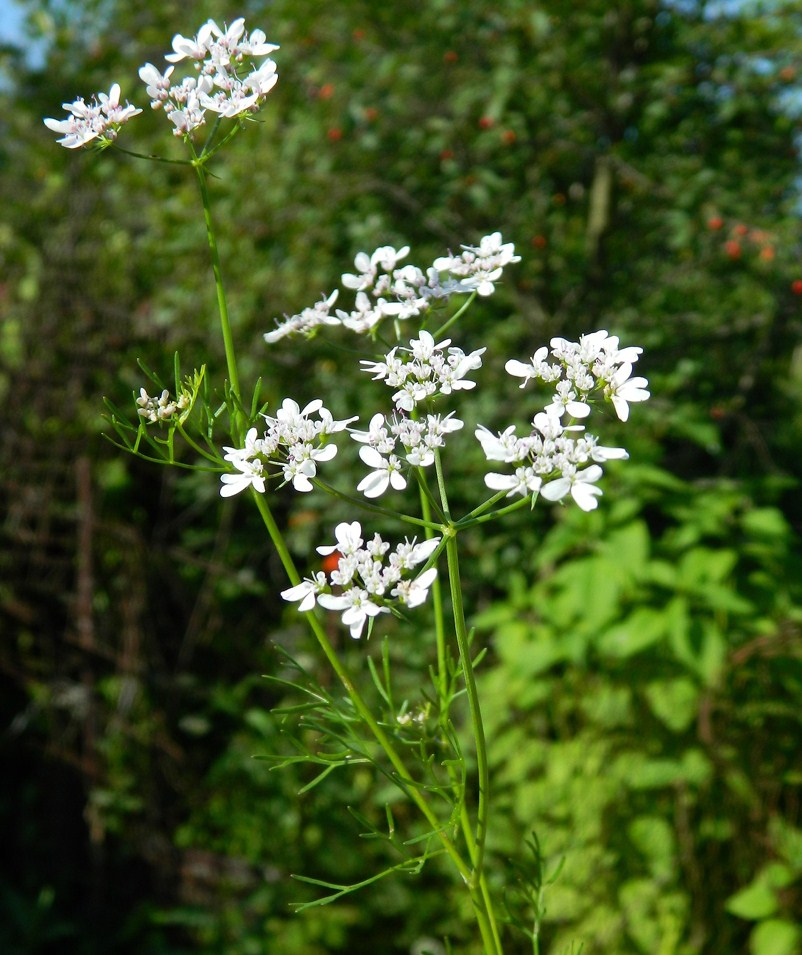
[357, 447, 407, 498]
[540, 465, 604, 511]
[142, 19, 279, 137]
[165, 22, 217, 63]
[391, 567, 438, 608]
[44, 83, 142, 149]
[318, 588, 387, 639]
[485, 467, 542, 498]
[350, 412, 396, 454]
[342, 245, 410, 291]
[475, 425, 528, 463]
[219, 457, 266, 497]
[138, 63, 176, 108]
[264, 291, 341, 343]
[545, 380, 591, 419]
[280, 572, 327, 612]
[606, 364, 650, 421]
[317, 521, 364, 558]
[282, 523, 440, 638]
[433, 232, 520, 296]
[219, 399, 351, 497]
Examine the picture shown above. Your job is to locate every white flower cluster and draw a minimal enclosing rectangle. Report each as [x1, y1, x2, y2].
[433, 232, 521, 297]
[139, 18, 278, 137]
[263, 233, 518, 343]
[476, 330, 649, 511]
[505, 329, 649, 422]
[44, 83, 142, 150]
[44, 18, 278, 148]
[281, 521, 440, 638]
[346, 329, 483, 498]
[263, 291, 340, 343]
[361, 330, 485, 412]
[351, 411, 464, 498]
[220, 399, 356, 498]
[136, 387, 189, 424]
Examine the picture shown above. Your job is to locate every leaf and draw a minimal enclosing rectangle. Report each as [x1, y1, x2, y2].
[644, 678, 699, 733]
[726, 881, 779, 921]
[598, 608, 666, 658]
[750, 919, 801, 955]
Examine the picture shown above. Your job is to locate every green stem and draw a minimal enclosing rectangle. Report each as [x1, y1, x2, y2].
[431, 290, 477, 339]
[194, 161, 242, 436]
[111, 143, 193, 165]
[456, 492, 534, 528]
[417, 476, 448, 711]
[313, 478, 442, 531]
[434, 452, 504, 954]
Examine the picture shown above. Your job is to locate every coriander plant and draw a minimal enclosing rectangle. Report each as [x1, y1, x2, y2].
[45, 17, 649, 954]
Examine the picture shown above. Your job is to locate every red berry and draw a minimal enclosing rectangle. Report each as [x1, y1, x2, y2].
[501, 129, 517, 144]
[444, 50, 459, 63]
[327, 127, 343, 142]
[725, 240, 741, 259]
[707, 216, 724, 230]
[531, 234, 547, 248]
[733, 223, 749, 236]
[478, 115, 494, 129]
[791, 280, 802, 295]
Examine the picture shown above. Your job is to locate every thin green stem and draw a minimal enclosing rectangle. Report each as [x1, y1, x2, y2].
[111, 143, 193, 165]
[175, 422, 224, 464]
[433, 451, 503, 954]
[194, 162, 242, 437]
[431, 290, 477, 339]
[456, 492, 534, 528]
[313, 478, 442, 531]
[417, 475, 448, 710]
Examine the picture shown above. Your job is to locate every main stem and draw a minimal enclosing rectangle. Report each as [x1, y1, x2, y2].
[195, 162, 243, 438]
[434, 455, 503, 954]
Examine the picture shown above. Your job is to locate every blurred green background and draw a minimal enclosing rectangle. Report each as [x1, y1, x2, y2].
[1, 1, 801, 952]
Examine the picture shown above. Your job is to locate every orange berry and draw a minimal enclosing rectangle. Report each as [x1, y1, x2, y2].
[501, 129, 517, 144]
[321, 551, 342, 574]
[733, 223, 749, 236]
[759, 246, 775, 261]
[444, 50, 459, 63]
[318, 83, 335, 100]
[327, 127, 343, 142]
[725, 240, 741, 259]
[707, 216, 724, 230]
[478, 115, 494, 129]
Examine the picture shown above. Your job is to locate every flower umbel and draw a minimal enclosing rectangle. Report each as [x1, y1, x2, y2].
[477, 330, 647, 511]
[219, 399, 356, 496]
[282, 522, 441, 638]
[140, 17, 279, 138]
[44, 84, 142, 149]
